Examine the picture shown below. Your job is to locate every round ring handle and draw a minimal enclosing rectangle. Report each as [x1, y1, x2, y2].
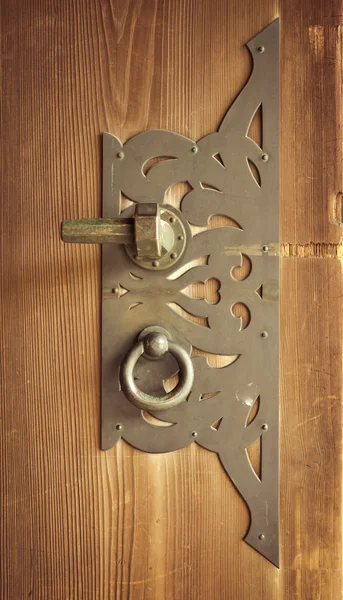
[120, 331, 194, 411]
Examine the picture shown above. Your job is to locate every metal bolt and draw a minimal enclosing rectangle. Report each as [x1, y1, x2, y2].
[262, 245, 269, 253]
[259, 534, 265, 540]
[170, 252, 177, 259]
[262, 424, 268, 431]
[169, 217, 176, 224]
[152, 260, 160, 267]
[261, 331, 268, 338]
[112, 287, 119, 295]
[178, 235, 184, 241]
[191, 431, 198, 438]
[117, 151, 124, 159]
[116, 423, 123, 431]
[191, 146, 198, 153]
[258, 46, 265, 53]
[261, 153, 269, 162]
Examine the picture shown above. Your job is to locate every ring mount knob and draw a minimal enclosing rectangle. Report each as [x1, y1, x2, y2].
[143, 332, 169, 359]
[120, 328, 194, 411]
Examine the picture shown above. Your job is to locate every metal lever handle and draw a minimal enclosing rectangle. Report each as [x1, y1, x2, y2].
[61, 203, 188, 271]
[61, 203, 161, 259]
[120, 329, 194, 411]
[61, 218, 134, 245]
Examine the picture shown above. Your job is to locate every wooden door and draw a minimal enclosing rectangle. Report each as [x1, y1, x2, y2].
[1, 1, 342, 598]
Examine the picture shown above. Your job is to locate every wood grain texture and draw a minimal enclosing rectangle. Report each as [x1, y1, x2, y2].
[281, 0, 343, 244]
[1, 0, 342, 598]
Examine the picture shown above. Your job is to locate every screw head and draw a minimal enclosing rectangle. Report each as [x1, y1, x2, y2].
[262, 245, 269, 253]
[170, 252, 177, 259]
[262, 423, 268, 431]
[117, 151, 124, 159]
[191, 431, 198, 438]
[261, 153, 269, 162]
[143, 332, 169, 358]
[178, 235, 184, 241]
[152, 260, 160, 267]
[116, 423, 123, 431]
[261, 331, 268, 339]
[259, 534, 265, 540]
[112, 287, 119, 295]
[258, 45, 265, 53]
[191, 146, 198, 153]
[169, 216, 176, 224]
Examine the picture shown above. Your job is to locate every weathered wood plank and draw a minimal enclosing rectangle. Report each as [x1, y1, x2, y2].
[1, 0, 342, 598]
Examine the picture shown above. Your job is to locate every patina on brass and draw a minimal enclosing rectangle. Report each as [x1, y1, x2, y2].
[61, 202, 187, 270]
[61, 19, 280, 567]
[61, 217, 133, 244]
[120, 326, 194, 411]
[134, 203, 162, 258]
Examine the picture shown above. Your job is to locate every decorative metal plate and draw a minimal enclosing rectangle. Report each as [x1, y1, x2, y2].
[102, 20, 279, 566]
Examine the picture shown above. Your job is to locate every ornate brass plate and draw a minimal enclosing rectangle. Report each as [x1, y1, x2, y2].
[92, 20, 279, 566]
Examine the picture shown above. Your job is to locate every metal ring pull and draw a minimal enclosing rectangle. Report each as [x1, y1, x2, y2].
[120, 329, 194, 411]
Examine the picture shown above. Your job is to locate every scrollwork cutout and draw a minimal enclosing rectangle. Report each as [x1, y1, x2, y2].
[102, 19, 279, 566]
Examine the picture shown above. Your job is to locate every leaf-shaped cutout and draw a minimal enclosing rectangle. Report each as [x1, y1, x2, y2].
[213, 153, 225, 168]
[231, 254, 252, 281]
[200, 391, 221, 401]
[142, 411, 175, 427]
[165, 182, 192, 211]
[211, 417, 223, 431]
[246, 395, 260, 425]
[181, 277, 220, 305]
[246, 436, 261, 481]
[142, 156, 177, 176]
[192, 215, 242, 235]
[255, 283, 262, 298]
[192, 348, 239, 368]
[163, 373, 179, 393]
[168, 303, 209, 328]
[208, 214, 241, 229]
[129, 302, 142, 311]
[120, 193, 134, 214]
[200, 182, 222, 192]
[247, 158, 261, 187]
[231, 302, 251, 330]
[129, 272, 143, 281]
[167, 255, 209, 280]
[117, 284, 129, 297]
[247, 103, 262, 148]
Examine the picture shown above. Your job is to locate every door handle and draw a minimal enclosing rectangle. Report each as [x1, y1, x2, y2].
[61, 216, 134, 245]
[120, 327, 194, 411]
[61, 202, 188, 270]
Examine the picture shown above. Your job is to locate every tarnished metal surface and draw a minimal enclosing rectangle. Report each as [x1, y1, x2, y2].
[62, 202, 187, 269]
[101, 20, 279, 565]
[120, 327, 194, 411]
[61, 217, 133, 244]
[133, 203, 162, 258]
[125, 205, 188, 270]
